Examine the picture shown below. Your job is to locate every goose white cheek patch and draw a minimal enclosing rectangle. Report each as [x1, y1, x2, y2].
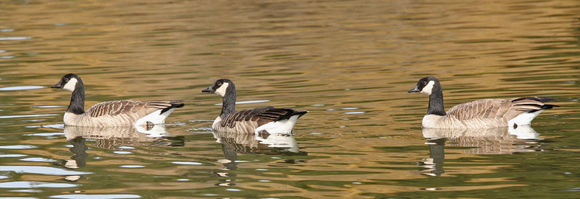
[215, 82, 229, 97]
[420, 80, 435, 95]
[63, 78, 78, 92]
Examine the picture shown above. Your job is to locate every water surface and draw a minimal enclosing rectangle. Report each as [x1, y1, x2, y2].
[1, 0, 579, 198]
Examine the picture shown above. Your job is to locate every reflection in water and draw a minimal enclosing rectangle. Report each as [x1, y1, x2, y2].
[212, 130, 305, 157]
[55, 125, 183, 182]
[62, 136, 86, 182]
[419, 138, 446, 177]
[65, 136, 87, 169]
[56, 125, 184, 181]
[212, 130, 306, 186]
[420, 126, 542, 176]
[63, 125, 182, 150]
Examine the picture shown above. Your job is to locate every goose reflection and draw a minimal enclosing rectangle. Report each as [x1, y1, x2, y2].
[213, 130, 306, 169]
[419, 125, 542, 176]
[212, 130, 306, 186]
[56, 125, 183, 181]
[63, 125, 183, 150]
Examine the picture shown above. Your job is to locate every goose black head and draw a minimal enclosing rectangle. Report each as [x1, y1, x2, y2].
[52, 73, 81, 92]
[408, 76, 439, 95]
[202, 79, 235, 97]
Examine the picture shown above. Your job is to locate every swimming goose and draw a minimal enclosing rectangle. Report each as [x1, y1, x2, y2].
[408, 76, 558, 128]
[51, 73, 184, 127]
[201, 79, 307, 135]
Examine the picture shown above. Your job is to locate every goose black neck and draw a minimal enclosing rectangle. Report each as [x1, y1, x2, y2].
[67, 79, 85, 114]
[427, 82, 446, 116]
[220, 84, 236, 117]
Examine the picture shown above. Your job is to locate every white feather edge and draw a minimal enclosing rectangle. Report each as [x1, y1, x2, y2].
[255, 115, 301, 135]
[134, 108, 176, 128]
[508, 110, 543, 126]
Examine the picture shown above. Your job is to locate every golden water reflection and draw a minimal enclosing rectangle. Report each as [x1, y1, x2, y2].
[57, 125, 184, 173]
[419, 126, 542, 177]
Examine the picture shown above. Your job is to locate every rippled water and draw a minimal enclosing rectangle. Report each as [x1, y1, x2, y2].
[1, 0, 579, 198]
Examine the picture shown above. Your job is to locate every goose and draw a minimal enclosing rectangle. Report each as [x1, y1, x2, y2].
[51, 73, 184, 127]
[201, 79, 307, 135]
[408, 76, 558, 128]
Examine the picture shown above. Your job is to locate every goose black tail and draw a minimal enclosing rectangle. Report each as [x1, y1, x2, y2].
[161, 100, 185, 114]
[541, 104, 559, 110]
[512, 97, 559, 111]
[292, 110, 308, 118]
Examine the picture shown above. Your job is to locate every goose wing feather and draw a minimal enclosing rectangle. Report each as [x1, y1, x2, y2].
[86, 100, 181, 118]
[446, 97, 552, 121]
[221, 106, 306, 128]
